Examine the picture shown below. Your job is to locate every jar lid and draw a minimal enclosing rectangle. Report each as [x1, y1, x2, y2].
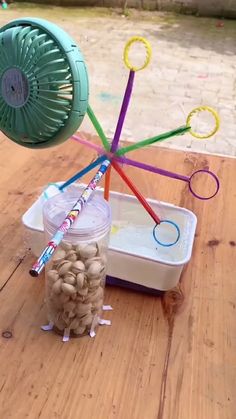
[43, 188, 111, 242]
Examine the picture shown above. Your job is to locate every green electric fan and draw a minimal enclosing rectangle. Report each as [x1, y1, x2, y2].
[0, 18, 89, 148]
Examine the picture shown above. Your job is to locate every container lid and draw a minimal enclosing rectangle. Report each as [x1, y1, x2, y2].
[43, 188, 111, 242]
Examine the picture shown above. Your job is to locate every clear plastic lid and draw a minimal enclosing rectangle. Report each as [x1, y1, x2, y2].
[43, 188, 111, 242]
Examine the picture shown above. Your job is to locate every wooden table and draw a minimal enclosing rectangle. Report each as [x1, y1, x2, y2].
[0, 133, 235, 419]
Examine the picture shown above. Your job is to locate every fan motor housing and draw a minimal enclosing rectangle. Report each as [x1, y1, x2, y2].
[0, 18, 89, 148]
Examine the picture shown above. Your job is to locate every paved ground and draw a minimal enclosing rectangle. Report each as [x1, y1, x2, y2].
[1, 4, 236, 156]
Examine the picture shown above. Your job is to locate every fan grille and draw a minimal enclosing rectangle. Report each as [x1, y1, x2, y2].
[0, 21, 88, 148]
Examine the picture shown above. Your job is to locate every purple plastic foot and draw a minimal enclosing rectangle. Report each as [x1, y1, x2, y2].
[106, 275, 164, 295]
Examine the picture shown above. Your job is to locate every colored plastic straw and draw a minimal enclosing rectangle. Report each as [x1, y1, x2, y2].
[59, 155, 107, 191]
[87, 105, 110, 151]
[104, 166, 111, 201]
[30, 159, 111, 277]
[87, 105, 113, 199]
[116, 126, 191, 156]
[107, 70, 135, 198]
[72, 134, 103, 154]
[117, 155, 220, 200]
[112, 161, 161, 225]
[117, 155, 188, 181]
[110, 71, 135, 153]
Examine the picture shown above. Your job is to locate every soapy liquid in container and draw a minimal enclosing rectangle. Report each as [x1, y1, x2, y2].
[108, 195, 191, 263]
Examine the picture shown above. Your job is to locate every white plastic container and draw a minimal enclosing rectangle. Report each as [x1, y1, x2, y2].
[22, 183, 197, 291]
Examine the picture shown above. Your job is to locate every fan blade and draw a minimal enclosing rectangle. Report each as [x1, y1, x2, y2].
[34, 58, 68, 76]
[36, 95, 71, 108]
[20, 29, 40, 66]
[22, 34, 48, 71]
[28, 69, 70, 82]
[15, 26, 31, 63]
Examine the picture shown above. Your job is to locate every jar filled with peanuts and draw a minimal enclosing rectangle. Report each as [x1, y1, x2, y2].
[42, 187, 111, 338]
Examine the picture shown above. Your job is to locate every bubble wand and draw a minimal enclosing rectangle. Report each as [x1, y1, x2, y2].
[104, 37, 152, 200]
[29, 36, 220, 273]
[30, 37, 220, 271]
[0, 19, 220, 271]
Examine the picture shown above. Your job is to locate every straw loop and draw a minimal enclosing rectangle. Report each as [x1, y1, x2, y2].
[153, 220, 180, 247]
[123, 36, 152, 72]
[186, 106, 220, 139]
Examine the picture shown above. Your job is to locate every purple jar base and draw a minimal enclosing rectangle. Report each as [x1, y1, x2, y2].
[106, 275, 164, 296]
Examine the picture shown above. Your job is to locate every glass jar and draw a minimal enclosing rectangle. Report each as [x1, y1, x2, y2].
[43, 187, 111, 338]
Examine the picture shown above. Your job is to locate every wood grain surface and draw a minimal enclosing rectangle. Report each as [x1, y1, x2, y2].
[0, 132, 235, 419]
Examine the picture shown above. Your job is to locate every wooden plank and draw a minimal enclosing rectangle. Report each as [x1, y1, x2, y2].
[0, 131, 235, 418]
[162, 155, 236, 419]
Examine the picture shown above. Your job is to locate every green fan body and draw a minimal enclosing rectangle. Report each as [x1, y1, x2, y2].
[0, 18, 89, 148]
